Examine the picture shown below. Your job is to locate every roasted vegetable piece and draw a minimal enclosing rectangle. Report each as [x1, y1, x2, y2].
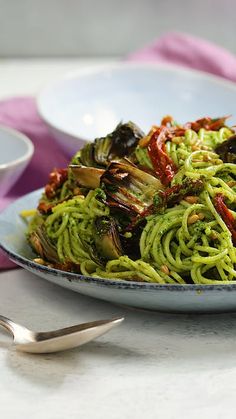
[78, 143, 96, 167]
[215, 135, 236, 163]
[28, 226, 59, 263]
[153, 178, 204, 212]
[73, 122, 144, 168]
[103, 121, 144, 161]
[214, 193, 236, 245]
[147, 127, 177, 185]
[38, 200, 55, 214]
[37, 168, 69, 214]
[94, 216, 123, 260]
[44, 168, 68, 199]
[69, 165, 105, 189]
[120, 219, 146, 260]
[186, 116, 229, 132]
[101, 159, 163, 215]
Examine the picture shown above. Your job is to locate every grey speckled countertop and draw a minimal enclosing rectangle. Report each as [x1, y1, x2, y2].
[1, 268, 236, 419]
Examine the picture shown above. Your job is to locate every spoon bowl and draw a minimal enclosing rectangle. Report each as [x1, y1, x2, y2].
[0, 315, 124, 354]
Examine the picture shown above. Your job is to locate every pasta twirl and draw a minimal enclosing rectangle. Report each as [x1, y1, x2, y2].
[26, 116, 236, 284]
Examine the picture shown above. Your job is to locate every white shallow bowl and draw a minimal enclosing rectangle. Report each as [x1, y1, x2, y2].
[2, 189, 236, 314]
[37, 62, 236, 157]
[0, 126, 34, 197]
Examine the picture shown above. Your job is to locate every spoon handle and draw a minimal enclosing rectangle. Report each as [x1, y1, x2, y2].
[0, 315, 15, 336]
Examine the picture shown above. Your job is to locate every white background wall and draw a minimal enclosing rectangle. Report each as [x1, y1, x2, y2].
[0, 0, 235, 57]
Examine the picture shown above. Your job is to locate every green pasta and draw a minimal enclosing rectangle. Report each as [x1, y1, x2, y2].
[43, 190, 109, 265]
[27, 116, 236, 284]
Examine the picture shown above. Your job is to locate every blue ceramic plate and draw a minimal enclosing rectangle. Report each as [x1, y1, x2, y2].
[1, 189, 236, 313]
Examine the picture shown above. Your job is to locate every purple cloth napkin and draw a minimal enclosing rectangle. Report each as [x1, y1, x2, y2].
[0, 97, 68, 268]
[128, 32, 236, 83]
[1, 32, 236, 269]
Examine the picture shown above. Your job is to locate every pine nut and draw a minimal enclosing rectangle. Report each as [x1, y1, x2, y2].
[184, 196, 199, 204]
[171, 137, 182, 144]
[33, 258, 46, 265]
[197, 212, 205, 220]
[227, 181, 236, 187]
[187, 214, 199, 224]
[160, 265, 170, 275]
[203, 155, 211, 162]
[73, 187, 82, 195]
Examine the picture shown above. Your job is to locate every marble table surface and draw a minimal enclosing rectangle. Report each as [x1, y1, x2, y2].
[1, 59, 236, 419]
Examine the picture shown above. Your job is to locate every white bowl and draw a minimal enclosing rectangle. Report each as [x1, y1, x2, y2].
[0, 125, 34, 197]
[37, 62, 236, 157]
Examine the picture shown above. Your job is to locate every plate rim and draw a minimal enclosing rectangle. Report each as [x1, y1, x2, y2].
[36, 61, 236, 142]
[1, 188, 236, 292]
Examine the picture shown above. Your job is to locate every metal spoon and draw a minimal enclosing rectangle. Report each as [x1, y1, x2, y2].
[0, 315, 124, 354]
